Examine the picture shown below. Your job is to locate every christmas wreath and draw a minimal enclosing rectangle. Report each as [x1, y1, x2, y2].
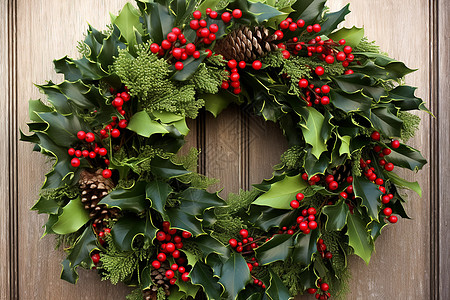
[21, 0, 429, 299]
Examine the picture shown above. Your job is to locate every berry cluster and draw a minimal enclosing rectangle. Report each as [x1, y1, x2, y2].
[90, 228, 112, 266]
[151, 221, 192, 285]
[298, 79, 331, 106]
[316, 238, 332, 260]
[221, 59, 263, 94]
[228, 229, 266, 289]
[371, 131, 400, 172]
[307, 279, 331, 300]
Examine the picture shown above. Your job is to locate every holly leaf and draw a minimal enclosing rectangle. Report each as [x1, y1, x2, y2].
[385, 144, 427, 171]
[300, 107, 328, 159]
[292, 229, 320, 266]
[369, 219, 387, 240]
[112, 2, 144, 48]
[190, 261, 223, 300]
[330, 90, 371, 113]
[52, 198, 90, 234]
[322, 200, 349, 231]
[356, 52, 415, 79]
[61, 259, 78, 284]
[111, 213, 157, 251]
[366, 105, 403, 138]
[203, 91, 235, 117]
[328, 26, 365, 47]
[353, 176, 382, 220]
[137, 1, 175, 44]
[173, 52, 207, 81]
[177, 278, 201, 298]
[219, 253, 252, 300]
[99, 181, 148, 213]
[194, 235, 230, 258]
[252, 174, 308, 209]
[140, 266, 154, 289]
[290, 0, 326, 24]
[127, 110, 169, 138]
[150, 156, 191, 178]
[385, 171, 421, 196]
[180, 188, 226, 216]
[338, 135, 351, 157]
[255, 234, 294, 265]
[31, 194, 59, 214]
[334, 73, 387, 101]
[319, 4, 350, 36]
[166, 208, 203, 236]
[346, 211, 374, 264]
[266, 270, 290, 300]
[65, 227, 98, 282]
[250, 206, 298, 231]
[146, 180, 172, 217]
[388, 85, 431, 113]
[303, 146, 330, 176]
[53, 57, 83, 82]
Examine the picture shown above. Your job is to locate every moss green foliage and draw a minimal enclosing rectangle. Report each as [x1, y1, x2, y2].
[114, 43, 204, 118]
[355, 37, 380, 53]
[40, 184, 79, 205]
[351, 149, 362, 177]
[157, 287, 166, 300]
[100, 235, 149, 285]
[398, 111, 421, 142]
[280, 145, 305, 170]
[271, 260, 305, 296]
[55, 232, 80, 250]
[262, 50, 285, 68]
[126, 288, 143, 300]
[189, 63, 228, 94]
[182, 239, 204, 262]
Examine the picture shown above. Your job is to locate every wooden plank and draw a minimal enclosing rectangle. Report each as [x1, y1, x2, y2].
[323, 1, 431, 299]
[16, 1, 132, 299]
[1, 1, 12, 299]
[437, 1, 450, 298]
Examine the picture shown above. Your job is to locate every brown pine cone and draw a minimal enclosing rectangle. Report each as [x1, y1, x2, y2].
[214, 26, 278, 62]
[142, 261, 171, 300]
[79, 169, 119, 230]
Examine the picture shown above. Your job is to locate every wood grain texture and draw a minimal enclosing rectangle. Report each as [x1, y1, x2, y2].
[437, 0, 450, 299]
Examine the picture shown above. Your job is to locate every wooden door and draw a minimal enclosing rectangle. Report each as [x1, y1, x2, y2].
[1, 0, 448, 299]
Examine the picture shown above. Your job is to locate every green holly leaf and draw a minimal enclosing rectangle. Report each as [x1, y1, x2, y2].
[338, 135, 351, 157]
[171, 118, 190, 136]
[368, 219, 387, 240]
[180, 188, 225, 216]
[99, 181, 148, 213]
[173, 52, 208, 81]
[137, 1, 175, 44]
[322, 200, 350, 231]
[61, 259, 78, 284]
[303, 146, 330, 176]
[292, 229, 320, 266]
[152, 111, 184, 123]
[385, 144, 427, 171]
[111, 213, 157, 251]
[150, 156, 191, 178]
[388, 85, 431, 113]
[166, 208, 203, 236]
[330, 90, 371, 113]
[328, 26, 365, 47]
[146, 180, 172, 217]
[266, 270, 290, 300]
[53, 57, 83, 82]
[140, 266, 154, 289]
[300, 107, 329, 159]
[194, 235, 230, 258]
[127, 110, 169, 138]
[255, 234, 294, 265]
[65, 227, 98, 282]
[298, 266, 318, 292]
[203, 91, 235, 117]
[356, 52, 415, 79]
[190, 261, 223, 300]
[52, 198, 90, 235]
[253, 174, 308, 209]
[112, 2, 144, 48]
[290, 0, 326, 24]
[219, 252, 252, 300]
[250, 206, 298, 231]
[346, 211, 374, 264]
[319, 4, 350, 36]
[366, 104, 403, 138]
[28, 99, 53, 123]
[31, 194, 59, 214]
[176, 278, 200, 298]
[334, 73, 387, 101]
[353, 176, 382, 220]
[168, 287, 186, 300]
[385, 171, 421, 196]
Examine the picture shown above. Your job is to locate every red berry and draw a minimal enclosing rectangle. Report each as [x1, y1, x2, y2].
[190, 20, 199, 30]
[181, 272, 190, 282]
[171, 263, 179, 271]
[77, 131, 86, 140]
[150, 43, 160, 53]
[325, 55, 335, 64]
[233, 88, 241, 94]
[385, 163, 394, 172]
[182, 231, 191, 239]
[169, 278, 177, 285]
[156, 231, 166, 241]
[71, 158, 80, 167]
[328, 181, 338, 191]
[199, 19, 207, 28]
[321, 96, 330, 105]
[236, 246, 243, 252]
[240, 229, 249, 238]
[299, 222, 308, 231]
[91, 253, 100, 264]
[193, 10, 201, 19]
[238, 61, 246, 69]
[371, 131, 380, 141]
[81, 150, 89, 157]
[315, 66, 325, 76]
[375, 178, 384, 185]
[274, 30, 283, 40]
[389, 215, 398, 223]
[232, 9, 242, 19]
[221, 12, 232, 23]
[298, 78, 309, 88]
[336, 51, 346, 61]
[210, 11, 218, 19]
[68, 148, 75, 156]
[383, 207, 392, 216]
[289, 22, 298, 31]
[229, 238, 238, 248]
[166, 242, 176, 253]
[111, 129, 120, 138]
[102, 169, 112, 178]
[346, 185, 353, 194]
[379, 159, 386, 166]
[165, 270, 175, 279]
[308, 221, 318, 230]
[167, 32, 177, 43]
[296, 193, 305, 201]
[344, 46, 352, 54]
[339, 39, 346, 45]
[221, 81, 230, 89]
[178, 266, 185, 273]
[379, 186, 386, 194]
[383, 148, 392, 155]
[307, 288, 317, 294]
[157, 253, 167, 262]
[88, 151, 96, 159]
[118, 119, 127, 129]
[297, 19, 305, 27]
[391, 140, 400, 149]
[175, 62, 184, 70]
[290, 200, 300, 209]
[209, 24, 219, 34]
[306, 25, 313, 32]
[172, 250, 181, 259]
[121, 92, 130, 102]
[307, 207, 317, 215]
[282, 50, 291, 59]
[161, 39, 172, 50]
[230, 73, 240, 81]
[247, 263, 253, 272]
[344, 69, 354, 75]
[227, 59, 237, 69]
[252, 60, 262, 70]
[320, 283, 329, 291]
[321, 85, 330, 93]
[152, 260, 161, 269]
[382, 195, 390, 204]
[280, 20, 289, 29]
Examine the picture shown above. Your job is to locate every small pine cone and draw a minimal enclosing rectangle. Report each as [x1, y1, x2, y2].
[331, 161, 353, 185]
[79, 169, 116, 230]
[214, 26, 278, 62]
[145, 261, 171, 298]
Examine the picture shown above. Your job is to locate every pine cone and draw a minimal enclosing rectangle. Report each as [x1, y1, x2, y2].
[142, 262, 171, 300]
[331, 161, 353, 185]
[79, 169, 119, 230]
[214, 26, 278, 62]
